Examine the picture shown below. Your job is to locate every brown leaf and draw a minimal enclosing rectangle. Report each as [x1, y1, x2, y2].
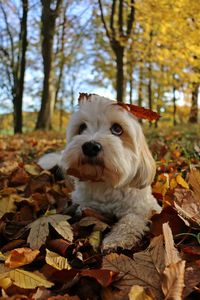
[174, 188, 200, 226]
[46, 239, 72, 257]
[79, 216, 109, 231]
[9, 168, 30, 186]
[5, 248, 40, 268]
[162, 223, 181, 266]
[102, 235, 165, 299]
[116, 103, 160, 121]
[162, 261, 185, 300]
[188, 169, 200, 201]
[81, 269, 117, 287]
[150, 206, 187, 236]
[183, 260, 200, 298]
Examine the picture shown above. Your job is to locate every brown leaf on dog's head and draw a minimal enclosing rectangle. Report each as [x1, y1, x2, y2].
[78, 93, 93, 103]
[116, 103, 160, 121]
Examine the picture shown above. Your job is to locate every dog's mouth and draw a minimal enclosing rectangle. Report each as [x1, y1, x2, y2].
[67, 157, 105, 182]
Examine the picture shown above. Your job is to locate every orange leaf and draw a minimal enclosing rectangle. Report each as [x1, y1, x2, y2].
[116, 103, 160, 121]
[5, 247, 39, 269]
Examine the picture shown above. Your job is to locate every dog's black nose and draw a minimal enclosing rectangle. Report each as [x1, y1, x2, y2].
[82, 141, 102, 157]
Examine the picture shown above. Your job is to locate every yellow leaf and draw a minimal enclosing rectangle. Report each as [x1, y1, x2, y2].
[45, 249, 71, 270]
[129, 285, 153, 300]
[152, 174, 169, 196]
[89, 230, 101, 251]
[24, 164, 41, 176]
[0, 277, 12, 289]
[169, 178, 177, 190]
[176, 175, 189, 189]
[9, 269, 53, 289]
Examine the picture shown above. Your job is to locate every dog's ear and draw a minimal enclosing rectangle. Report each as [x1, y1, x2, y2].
[130, 133, 156, 189]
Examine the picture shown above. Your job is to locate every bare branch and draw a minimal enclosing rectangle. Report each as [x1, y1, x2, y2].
[127, 0, 135, 36]
[110, 0, 116, 39]
[0, 2, 15, 70]
[118, 0, 123, 36]
[98, 0, 110, 40]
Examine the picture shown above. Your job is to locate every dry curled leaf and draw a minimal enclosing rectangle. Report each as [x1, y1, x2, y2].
[162, 260, 185, 300]
[162, 223, 181, 266]
[174, 188, 200, 226]
[5, 248, 39, 269]
[116, 103, 160, 121]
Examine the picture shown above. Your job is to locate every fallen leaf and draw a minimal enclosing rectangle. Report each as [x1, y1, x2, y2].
[176, 174, 189, 189]
[102, 235, 165, 298]
[0, 193, 19, 218]
[0, 277, 12, 289]
[162, 223, 181, 266]
[188, 169, 200, 201]
[89, 230, 101, 251]
[174, 188, 200, 226]
[152, 174, 169, 197]
[150, 206, 187, 236]
[9, 168, 30, 186]
[128, 285, 153, 300]
[81, 269, 117, 287]
[183, 260, 200, 298]
[79, 216, 109, 231]
[0, 161, 19, 175]
[24, 164, 42, 176]
[9, 269, 54, 289]
[27, 213, 73, 249]
[45, 249, 71, 270]
[162, 260, 185, 300]
[5, 248, 39, 269]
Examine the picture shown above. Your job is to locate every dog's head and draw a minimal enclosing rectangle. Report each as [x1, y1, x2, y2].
[61, 94, 156, 188]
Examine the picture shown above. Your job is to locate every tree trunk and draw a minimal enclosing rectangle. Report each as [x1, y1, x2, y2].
[172, 86, 177, 126]
[98, 0, 135, 103]
[115, 45, 124, 102]
[36, 0, 63, 130]
[13, 0, 28, 133]
[189, 82, 199, 123]
[148, 63, 152, 127]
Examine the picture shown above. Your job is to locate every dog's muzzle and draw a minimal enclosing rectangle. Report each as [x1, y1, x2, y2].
[82, 140, 102, 157]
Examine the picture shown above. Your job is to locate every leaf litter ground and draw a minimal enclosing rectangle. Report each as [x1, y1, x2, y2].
[0, 126, 199, 300]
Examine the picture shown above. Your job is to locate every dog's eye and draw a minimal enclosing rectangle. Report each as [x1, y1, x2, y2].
[78, 123, 87, 134]
[110, 123, 123, 136]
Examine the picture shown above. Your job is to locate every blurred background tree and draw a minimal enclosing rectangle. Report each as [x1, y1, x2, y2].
[0, 0, 199, 133]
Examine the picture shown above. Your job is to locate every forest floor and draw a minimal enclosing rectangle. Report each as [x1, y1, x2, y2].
[0, 125, 200, 300]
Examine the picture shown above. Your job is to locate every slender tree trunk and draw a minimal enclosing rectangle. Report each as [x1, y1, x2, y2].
[129, 78, 133, 104]
[148, 63, 152, 127]
[138, 66, 143, 107]
[114, 45, 124, 102]
[13, 0, 28, 133]
[98, 0, 135, 103]
[36, 0, 63, 130]
[172, 86, 177, 126]
[189, 82, 199, 123]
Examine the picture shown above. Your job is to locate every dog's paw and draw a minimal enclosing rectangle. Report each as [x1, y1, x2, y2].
[102, 234, 139, 253]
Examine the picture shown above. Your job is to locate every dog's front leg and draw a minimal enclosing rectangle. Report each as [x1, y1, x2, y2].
[102, 214, 149, 251]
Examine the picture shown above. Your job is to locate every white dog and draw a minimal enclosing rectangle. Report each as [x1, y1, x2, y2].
[39, 94, 161, 251]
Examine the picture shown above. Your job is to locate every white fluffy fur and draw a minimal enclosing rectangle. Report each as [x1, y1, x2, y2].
[39, 94, 161, 250]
